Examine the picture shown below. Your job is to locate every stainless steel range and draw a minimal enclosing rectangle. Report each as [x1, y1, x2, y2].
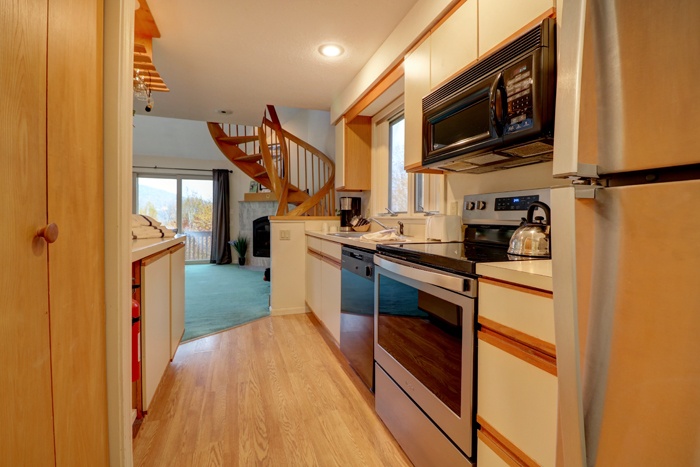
[373, 188, 550, 466]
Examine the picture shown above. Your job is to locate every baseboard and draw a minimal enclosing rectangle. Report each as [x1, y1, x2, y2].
[269, 306, 307, 316]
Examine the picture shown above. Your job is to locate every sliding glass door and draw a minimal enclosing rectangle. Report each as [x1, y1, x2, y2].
[135, 174, 213, 262]
[181, 179, 213, 262]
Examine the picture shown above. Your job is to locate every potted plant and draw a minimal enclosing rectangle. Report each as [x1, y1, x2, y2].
[230, 234, 249, 266]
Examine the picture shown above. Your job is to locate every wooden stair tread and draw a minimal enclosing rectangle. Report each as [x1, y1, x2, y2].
[218, 135, 258, 145]
[206, 109, 334, 217]
[235, 154, 263, 163]
[252, 168, 269, 178]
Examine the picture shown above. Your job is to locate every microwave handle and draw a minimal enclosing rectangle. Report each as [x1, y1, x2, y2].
[489, 72, 507, 137]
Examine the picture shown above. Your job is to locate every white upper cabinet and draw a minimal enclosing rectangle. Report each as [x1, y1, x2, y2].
[430, 0, 478, 89]
[403, 37, 431, 170]
[479, 0, 555, 57]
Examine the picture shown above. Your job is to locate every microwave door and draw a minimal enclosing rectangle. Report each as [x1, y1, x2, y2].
[426, 83, 496, 160]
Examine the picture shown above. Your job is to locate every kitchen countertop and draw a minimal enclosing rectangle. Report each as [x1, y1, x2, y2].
[476, 260, 552, 292]
[132, 234, 186, 262]
[305, 230, 426, 251]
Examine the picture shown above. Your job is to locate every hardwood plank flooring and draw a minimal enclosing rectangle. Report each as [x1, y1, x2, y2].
[133, 314, 412, 466]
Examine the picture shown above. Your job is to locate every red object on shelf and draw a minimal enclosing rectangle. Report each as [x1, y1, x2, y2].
[132, 298, 141, 382]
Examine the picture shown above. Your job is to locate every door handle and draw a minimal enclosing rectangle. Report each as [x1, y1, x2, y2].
[37, 223, 59, 243]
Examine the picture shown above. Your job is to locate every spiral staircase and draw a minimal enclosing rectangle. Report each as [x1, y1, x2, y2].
[207, 106, 335, 217]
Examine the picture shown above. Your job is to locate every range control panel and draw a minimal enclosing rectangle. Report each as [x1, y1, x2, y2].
[462, 188, 551, 225]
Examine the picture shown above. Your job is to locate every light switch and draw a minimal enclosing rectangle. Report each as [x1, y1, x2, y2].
[280, 230, 291, 240]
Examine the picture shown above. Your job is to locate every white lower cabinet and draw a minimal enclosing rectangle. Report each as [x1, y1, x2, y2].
[477, 338, 558, 466]
[476, 436, 510, 467]
[476, 274, 556, 466]
[169, 243, 185, 359]
[141, 250, 171, 411]
[305, 235, 342, 343]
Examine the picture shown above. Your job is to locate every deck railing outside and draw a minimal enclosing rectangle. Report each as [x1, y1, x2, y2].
[185, 230, 212, 262]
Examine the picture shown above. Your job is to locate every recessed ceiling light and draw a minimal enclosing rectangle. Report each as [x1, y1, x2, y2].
[318, 44, 344, 58]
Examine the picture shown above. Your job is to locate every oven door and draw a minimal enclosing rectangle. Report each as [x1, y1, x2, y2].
[374, 255, 476, 457]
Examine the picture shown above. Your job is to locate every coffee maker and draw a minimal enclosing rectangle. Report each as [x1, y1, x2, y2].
[339, 197, 361, 232]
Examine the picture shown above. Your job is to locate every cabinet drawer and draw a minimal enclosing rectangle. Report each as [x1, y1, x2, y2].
[476, 435, 510, 467]
[321, 240, 342, 261]
[307, 235, 322, 252]
[479, 279, 554, 347]
[477, 338, 557, 466]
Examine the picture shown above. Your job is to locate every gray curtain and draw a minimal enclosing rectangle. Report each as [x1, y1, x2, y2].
[210, 169, 232, 264]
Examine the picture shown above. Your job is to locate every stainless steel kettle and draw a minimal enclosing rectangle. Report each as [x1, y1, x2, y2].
[507, 201, 551, 257]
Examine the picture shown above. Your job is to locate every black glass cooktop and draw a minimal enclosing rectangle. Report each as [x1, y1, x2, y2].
[376, 242, 546, 276]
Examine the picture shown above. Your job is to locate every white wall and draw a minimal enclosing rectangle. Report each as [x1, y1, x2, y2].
[276, 107, 336, 160]
[445, 162, 569, 211]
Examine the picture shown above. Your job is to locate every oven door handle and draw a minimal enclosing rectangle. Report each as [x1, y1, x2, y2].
[374, 255, 477, 297]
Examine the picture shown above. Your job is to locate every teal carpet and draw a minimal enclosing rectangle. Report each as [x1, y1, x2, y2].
[183, 264, 270, 342]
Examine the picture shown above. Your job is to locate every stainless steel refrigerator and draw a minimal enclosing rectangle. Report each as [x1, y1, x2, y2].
[551, 0, 700, 465]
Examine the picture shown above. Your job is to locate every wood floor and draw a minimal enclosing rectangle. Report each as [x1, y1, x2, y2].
[133, 314, 412, 466]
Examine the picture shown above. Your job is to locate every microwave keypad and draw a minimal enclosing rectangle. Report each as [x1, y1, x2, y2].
[504, 58, 535, 134]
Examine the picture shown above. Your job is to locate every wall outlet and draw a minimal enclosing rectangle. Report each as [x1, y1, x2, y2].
[280, 230, 291, 240]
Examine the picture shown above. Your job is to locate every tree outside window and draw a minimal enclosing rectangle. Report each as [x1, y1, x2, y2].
[389, 116, 407, 212]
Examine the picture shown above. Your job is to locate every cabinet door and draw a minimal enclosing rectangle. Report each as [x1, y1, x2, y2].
[430, 0, 477, 89]
[47, 0, 109, 462]
[404, 38, 431, 170]
[479, 0, 554, 57]
[334, 119, 346, 190]
[141, 252, 172, 411]
[336, 116, 372, 191]
[321, 258, 341, 343]
[170, 244, 185, 358]
[477, 337, 558, 466]
[0, 1, 56, 464]
[305, 250, 322, 314]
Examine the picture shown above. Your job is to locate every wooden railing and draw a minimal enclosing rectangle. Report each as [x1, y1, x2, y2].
[260, 106, 336, 216]
[185, 230, 212, 262]
[207, 105, 335, 217]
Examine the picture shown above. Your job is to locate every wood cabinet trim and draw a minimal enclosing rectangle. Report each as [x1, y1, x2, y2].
[478, 328, 557, 376]
[404, 161, 444, 174]
[336, 186, 364, 192]
[168, 242, 185, 254]
[307, 247, 324, 260]
[479, 7, 556, 60]
[480, 277, 553, 298]
[345, 62, 405, 123]
[321, 255, 342, 270]
[141, 249, 170, 266]
[477, 416, 538, 467]
[479, 316, 556, 357]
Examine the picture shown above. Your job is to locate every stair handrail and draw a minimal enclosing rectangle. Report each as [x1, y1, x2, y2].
[269, 124, 336, 216]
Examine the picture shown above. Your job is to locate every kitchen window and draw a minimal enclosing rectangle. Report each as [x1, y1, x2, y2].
[372, 102, 443, 216]
[388, 116, 407, 212]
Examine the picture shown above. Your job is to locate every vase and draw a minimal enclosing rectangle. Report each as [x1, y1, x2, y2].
[238, 257, 245, 266]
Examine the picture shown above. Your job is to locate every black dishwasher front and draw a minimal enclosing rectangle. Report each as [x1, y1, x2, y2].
[340, 245, 375, 391]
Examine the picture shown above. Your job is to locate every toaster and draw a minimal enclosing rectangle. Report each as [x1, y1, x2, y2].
[425, 215, 462, 242]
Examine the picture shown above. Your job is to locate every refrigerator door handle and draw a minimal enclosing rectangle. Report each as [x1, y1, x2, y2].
[553, 0, 589, 178]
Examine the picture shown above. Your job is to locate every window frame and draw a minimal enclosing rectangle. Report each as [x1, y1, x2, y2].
[370, 99, 444, 218]
[133, 171, 213, 263]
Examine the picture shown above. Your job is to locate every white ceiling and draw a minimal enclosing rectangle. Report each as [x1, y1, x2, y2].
[137, 0, 419, 125]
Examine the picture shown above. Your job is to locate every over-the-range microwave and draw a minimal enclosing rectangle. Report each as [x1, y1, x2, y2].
[422, 18, 556, 173]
